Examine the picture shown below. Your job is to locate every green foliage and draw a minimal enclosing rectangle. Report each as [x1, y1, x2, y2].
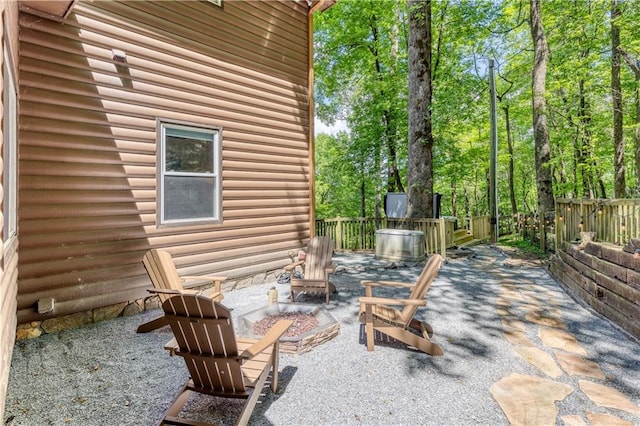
[498, 234, 549, 260]
[314, 0, 640, 220]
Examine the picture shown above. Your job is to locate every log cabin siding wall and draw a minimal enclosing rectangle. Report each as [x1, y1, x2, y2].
[1, 0, 20, 419]
[17, 0, 312, 324]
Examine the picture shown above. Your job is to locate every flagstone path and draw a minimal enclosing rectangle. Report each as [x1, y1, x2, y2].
[472, 246, 640, 425]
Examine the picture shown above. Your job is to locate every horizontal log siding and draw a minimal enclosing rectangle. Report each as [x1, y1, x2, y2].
[17, 1, 312, 323]
[1, 0, 20, 419]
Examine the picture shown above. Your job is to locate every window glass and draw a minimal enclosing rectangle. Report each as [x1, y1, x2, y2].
[159, 122, 220, 225]
[163, 176, 215, 221]
[165, 133, 213, 173]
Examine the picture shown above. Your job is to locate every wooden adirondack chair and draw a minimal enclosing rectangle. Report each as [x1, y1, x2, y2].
[136, 249, 226, 333]
[285, 236, 336, 304]
[159, 293, 292, 426]
[359, 253, 444, 356]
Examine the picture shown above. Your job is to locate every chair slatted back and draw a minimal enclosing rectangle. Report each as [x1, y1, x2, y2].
[143, 249, 184, 303]
[304, 236, 334, 280]
[162, 294, 247, 395]
[399, 254, 443, 325]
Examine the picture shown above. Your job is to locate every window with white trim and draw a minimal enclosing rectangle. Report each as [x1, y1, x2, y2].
[3, 48, 17, 244]
[158, 121, 221, 225]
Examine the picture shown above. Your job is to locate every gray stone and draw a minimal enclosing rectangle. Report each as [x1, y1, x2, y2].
[41, 311, 92, 334]
[93, 303, 127, 323]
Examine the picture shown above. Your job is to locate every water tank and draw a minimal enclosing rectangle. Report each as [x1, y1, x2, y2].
[375, 229, 425, 262]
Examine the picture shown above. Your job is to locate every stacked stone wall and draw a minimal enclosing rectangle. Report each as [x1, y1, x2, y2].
[549, 241, 640, 339]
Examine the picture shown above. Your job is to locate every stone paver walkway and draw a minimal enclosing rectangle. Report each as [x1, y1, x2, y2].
[469, 246, 640, 425]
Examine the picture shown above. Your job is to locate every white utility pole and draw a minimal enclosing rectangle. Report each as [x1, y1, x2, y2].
[489, 59, 499, 243]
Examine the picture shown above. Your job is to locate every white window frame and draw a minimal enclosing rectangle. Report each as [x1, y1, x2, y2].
[3, 47, 17, 246]
[157, 120, 222, 226]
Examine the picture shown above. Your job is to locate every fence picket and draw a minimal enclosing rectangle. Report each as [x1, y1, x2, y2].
[315, 216, 490, 258]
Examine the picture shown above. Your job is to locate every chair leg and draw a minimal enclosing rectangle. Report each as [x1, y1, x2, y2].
[376, 326, 444, 356]
[237, 363, 272, 426]
[270, 343, 279, 392]
[158, 381, 192, 426]
[136, 315, 168, 333]
[364, 306, 375, 351]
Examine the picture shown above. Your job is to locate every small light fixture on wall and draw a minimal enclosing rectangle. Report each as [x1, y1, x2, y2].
[112, 48, 127, 63]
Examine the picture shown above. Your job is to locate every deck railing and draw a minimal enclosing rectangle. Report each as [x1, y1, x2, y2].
[556, 198, 640, 247]
[315, 215, 490, 258]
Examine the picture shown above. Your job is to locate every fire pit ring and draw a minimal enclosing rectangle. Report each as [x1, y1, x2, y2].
[237, 303, 340, 354]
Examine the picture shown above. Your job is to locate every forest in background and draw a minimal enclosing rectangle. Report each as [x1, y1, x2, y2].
[312, 0, 640, 221]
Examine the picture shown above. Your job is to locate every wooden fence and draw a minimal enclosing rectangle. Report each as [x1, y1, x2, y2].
[315, 215, 491, 258]
[556, 198, 640, 247]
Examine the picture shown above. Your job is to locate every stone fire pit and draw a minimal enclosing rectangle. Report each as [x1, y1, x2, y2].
[237, 303, 340, 354]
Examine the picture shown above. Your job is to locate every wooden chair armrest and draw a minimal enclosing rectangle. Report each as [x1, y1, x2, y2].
[326, 263, 337, 274]
[147, 288, 184, 295]
[181, 275, 226, 293]
[358, 296, 427, 306]
[360, 280, 415, 289]
[147, 288, 222, 301]
[200, 290, 223, 301]
[240, 320, 293, 359]
[181, 275, 227, 283]
[284, 260, 305, 272]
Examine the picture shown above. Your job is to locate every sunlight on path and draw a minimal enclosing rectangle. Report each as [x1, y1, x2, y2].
[471, 246, 640, 425]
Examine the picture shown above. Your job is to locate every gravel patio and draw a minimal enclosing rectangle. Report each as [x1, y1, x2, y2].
[3, 244, 640, 425]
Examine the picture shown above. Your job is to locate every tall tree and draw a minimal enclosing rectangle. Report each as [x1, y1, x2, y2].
[530, 0, 554, 248]
[621, 50, 640, 194]
[407, 0, 433, 218]
[611, 0, 626, 198]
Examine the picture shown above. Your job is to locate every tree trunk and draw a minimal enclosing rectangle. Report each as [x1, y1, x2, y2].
[612, 0, 626, 198]
[530, 0, 554, 250]
[407, 0, 433, 218]
[620, 49, 640, 194]
[503, 105, 518, 216]
[578, 79, 596, 198]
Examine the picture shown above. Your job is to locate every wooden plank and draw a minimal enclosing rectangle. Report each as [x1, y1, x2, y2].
[17, 287, 146, 324]
[558, 250, 595, 281]
[598, 242, 640, 273]
[564, 242, 596, 268]
[593, 271, 640, 304]
[597, 286, 640, 338]
[91, 1, 307, 82]
[626, 269, 640, 292]
[19, 264, 148, 295]
[18, 273, 149, 309]
[591, 257, 627, 282]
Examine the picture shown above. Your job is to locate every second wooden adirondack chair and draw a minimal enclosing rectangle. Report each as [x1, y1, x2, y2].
[359, 253, 444, 356]
[285, 236, 336, 304]
[136, 249, 226, 333]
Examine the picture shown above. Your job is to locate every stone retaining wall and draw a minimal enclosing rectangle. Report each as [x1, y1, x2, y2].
[15, 269, 282, 340]
[549, 241, 640, 339]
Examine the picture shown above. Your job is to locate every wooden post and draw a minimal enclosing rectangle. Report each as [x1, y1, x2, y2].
[439, 217, 447, 259]
[555, 200, 561, 252]
[336, 217, 343, 250]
